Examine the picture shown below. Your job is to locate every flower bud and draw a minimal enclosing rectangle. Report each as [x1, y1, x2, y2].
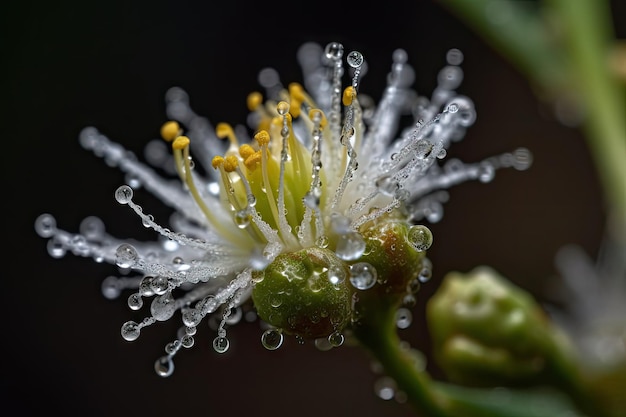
[358, 219, 431, 296]
[251, 247, 351, 339]
[427, 266, 570, 387]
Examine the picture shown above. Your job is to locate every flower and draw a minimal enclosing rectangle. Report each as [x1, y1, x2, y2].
[34, 41, 531, 377]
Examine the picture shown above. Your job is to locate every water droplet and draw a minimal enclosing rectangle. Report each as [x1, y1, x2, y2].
[437, 65, 463, 90]
[315, 337, 333, 351]
[165, 341, 179, 354]
[270, 294, 282, 308]
[34, 213, 57, 237]
[415, 139, 432, 157]
[150, 292, 176, 321]
[121, 321, 140, 341]
[512, 147, 533, 170]
[418, 268, 432, 283]
[446, 103, 459, 114]
[101, 276, 121, 299]
[181, 335, 194, 348]
[478, 162, 495, 183]
[139, 276, 154, 296]
[328, 266, 346, 285]
[114, 185, 133, 204]
[407, 225, 433, 252]
[395, 308, 413, 329]
[407, 278, 421, 294]
[47, 236, 66, 258]
[324, 42, 344, 61]
[392, 48, 408, 64]
[115, 243, 138, 268]
[418, 258, 433, 283]
[374, 376, 397, 400]
[436, 148, 447, 159]
[446, 48, 464, 66]
[182, 309, 202, 327]
[141, 214, 154, 228]
[303, 192, 320, 209]
[403, 294, 417, 307]
[154, 356, 174, 377]
[213, 336, 230, 353]
[330, 213, 353, 234]
[347, 51, 364, 68]
[127, 293, 143, 310]
[349, 262, 377, 290]
[261, 328, 284, 350]
[203, 295, 218, 313]
[316, 235, 329, 248]
[335, 232, 366, 261]
[234, 210, 251, 229]
[328, 331, 345, 347]
[150, 276, 169, 295]
[277, 101, 290, 116]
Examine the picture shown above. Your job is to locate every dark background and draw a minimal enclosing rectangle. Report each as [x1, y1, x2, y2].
[2, 1, 623, 416]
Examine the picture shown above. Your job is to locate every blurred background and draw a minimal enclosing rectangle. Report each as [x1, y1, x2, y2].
[2, 0, 623, 416]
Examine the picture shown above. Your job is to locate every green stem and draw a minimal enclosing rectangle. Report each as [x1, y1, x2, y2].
[545, 0, 626, 240]
[352, 303, 448, 417]
[353, 302, 589, 417]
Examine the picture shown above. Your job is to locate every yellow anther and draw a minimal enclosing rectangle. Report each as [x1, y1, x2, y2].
[239, 144, 256, 159]
[289, 99, 302, 118]
[247, 92, 263, 111]
[342, 86, 356, 106]
[254, 130, 270, 146]
[224, 155, 239, 173]
[309, 109, 328, 129]
[276, 101, 290, 116]
[288, 83, 306, 102]
[172, 135, 190, 150]
[216, 122, 239, 147]
[211, 155, 225, 169]
[244, 151, 262, 170]
[160, 121, 180, 142]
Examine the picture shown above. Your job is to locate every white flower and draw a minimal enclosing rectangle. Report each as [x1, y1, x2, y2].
[35, 41, 531, 376]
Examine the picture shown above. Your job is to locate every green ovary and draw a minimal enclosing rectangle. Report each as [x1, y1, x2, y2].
[251, 247, 351, 339]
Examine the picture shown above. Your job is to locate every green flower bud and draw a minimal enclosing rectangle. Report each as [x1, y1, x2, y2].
[251, 247, 351, 340]
[349, 218, 431, 328]
[427, 266, 570, 387]
[359, 219, 431, 296]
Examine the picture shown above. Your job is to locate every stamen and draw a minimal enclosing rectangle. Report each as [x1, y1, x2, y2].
[324, 42, 345, 180]
[247, 92, 272, 132]
[254, 130, 282, 237]
[212, 155, 244, 212]
[115, 185, 226, 251]
[331, 87, 363, 211]
[299, 109, 326, 246]
[172, 137, 240, 243]
[276, 102, 299, 249]
[216, 122, 239, 154]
